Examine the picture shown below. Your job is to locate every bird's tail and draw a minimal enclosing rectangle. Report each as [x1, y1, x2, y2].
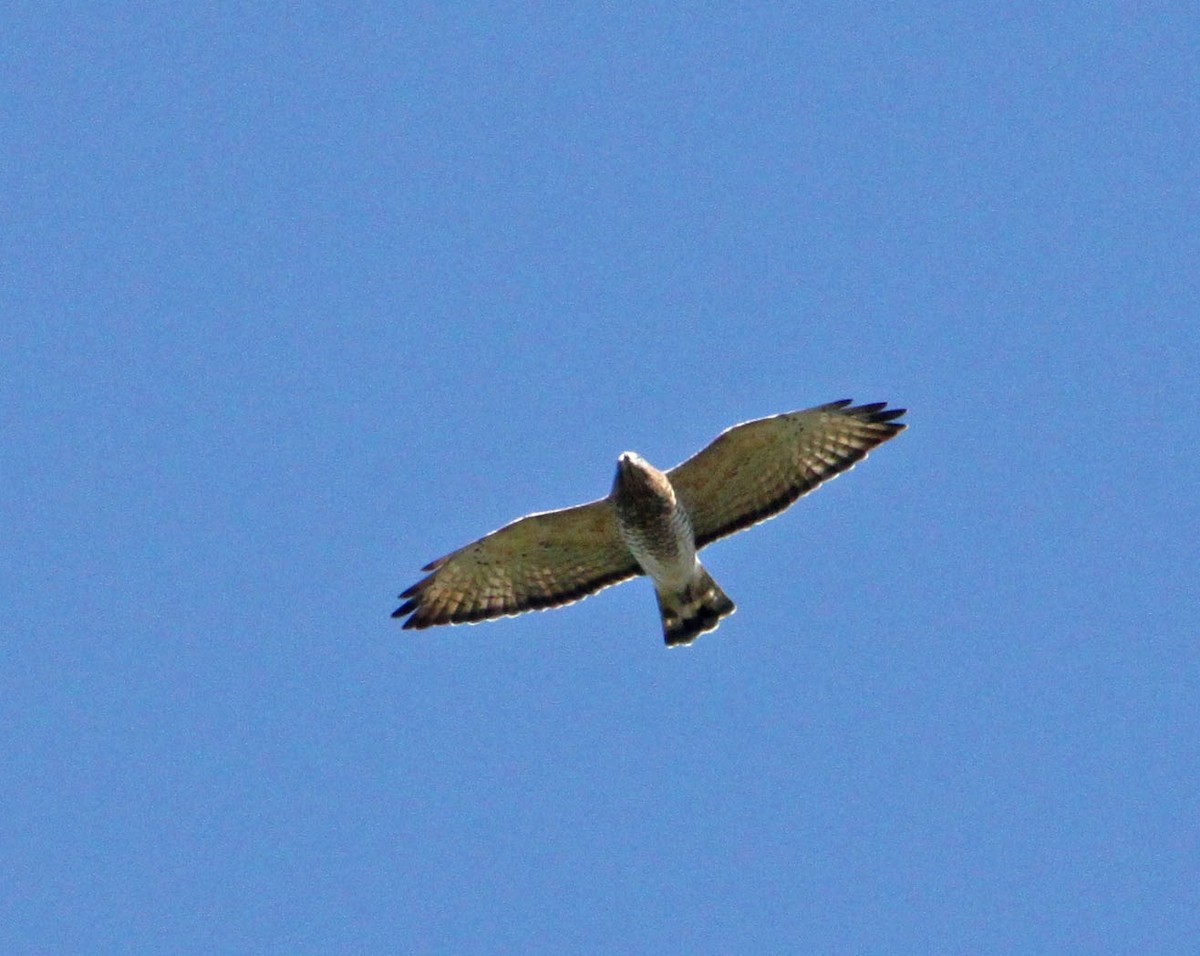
[656, 565, 736, 647]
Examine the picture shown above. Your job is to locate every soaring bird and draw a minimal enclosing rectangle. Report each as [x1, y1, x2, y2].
[394, 399, 906, 646]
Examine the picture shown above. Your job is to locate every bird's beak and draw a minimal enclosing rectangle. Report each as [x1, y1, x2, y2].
[614, 453, 637, 490]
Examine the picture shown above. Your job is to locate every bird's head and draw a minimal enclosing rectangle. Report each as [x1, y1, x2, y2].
[612, 452, 675, 509]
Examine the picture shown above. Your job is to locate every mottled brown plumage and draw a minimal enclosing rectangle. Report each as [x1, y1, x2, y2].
[394, 399, 906, 645]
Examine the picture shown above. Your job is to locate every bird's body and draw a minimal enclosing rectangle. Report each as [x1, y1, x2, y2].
[394, 399, 906, 646]
[611, 452, 734, 645]
[611, 452, 694, 589]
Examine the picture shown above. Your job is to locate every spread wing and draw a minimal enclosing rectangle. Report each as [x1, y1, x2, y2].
[393, 498, 642, 629]
[667, 399, 906, 548]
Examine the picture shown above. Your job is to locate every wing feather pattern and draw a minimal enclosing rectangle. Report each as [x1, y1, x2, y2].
[667, 399, 906, 549]
[393, 498, 641, 629]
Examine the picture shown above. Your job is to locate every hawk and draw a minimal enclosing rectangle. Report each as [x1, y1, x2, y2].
[394, 399, 906, 646]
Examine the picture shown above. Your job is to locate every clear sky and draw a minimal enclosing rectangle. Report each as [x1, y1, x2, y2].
[3, 4, 1197, 954]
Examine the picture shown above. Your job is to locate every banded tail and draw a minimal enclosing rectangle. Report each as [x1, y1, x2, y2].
[656, 565, 736, 647]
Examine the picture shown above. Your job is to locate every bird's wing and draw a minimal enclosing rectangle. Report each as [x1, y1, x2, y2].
[393, 498, 641, 629]
[667, 400, 906, 549]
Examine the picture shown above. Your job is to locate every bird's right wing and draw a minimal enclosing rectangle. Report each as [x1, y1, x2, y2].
[394, 498, 642, 629]
[668, 399, 907, 549]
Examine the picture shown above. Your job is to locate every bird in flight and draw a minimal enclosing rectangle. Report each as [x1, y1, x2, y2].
[394, 399, 906, 646]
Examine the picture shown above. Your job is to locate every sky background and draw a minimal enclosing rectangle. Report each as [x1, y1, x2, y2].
[3, 4, 1198, 954]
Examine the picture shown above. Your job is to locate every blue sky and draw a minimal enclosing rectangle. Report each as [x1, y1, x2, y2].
[3, 4, 1197, 953]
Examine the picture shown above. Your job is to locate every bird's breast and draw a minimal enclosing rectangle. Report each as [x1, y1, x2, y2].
[615, 500, 697, 589]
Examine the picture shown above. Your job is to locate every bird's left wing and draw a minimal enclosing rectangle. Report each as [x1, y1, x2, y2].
[394, 498, 642, 629]
[668, 399, 907, 549]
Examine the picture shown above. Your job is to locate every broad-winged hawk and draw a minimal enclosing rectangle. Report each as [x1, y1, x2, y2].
[394, 399, 906, 646]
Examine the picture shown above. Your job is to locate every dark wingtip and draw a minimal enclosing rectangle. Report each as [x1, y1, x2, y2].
[841, 400, 908, 430]
[846, 400, 906, 418]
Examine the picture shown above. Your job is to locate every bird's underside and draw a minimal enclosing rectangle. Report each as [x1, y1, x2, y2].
[393, 399, 906, 645]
